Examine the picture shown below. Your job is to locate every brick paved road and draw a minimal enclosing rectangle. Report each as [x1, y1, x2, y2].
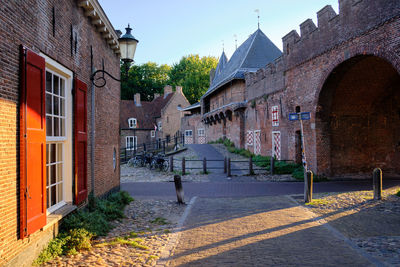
[167, 196, 374, 266]
[121, 179, 400, 200]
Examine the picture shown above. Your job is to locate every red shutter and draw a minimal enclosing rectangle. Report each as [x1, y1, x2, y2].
[20, 46, 47, 238]
[74, 78, 88, 204]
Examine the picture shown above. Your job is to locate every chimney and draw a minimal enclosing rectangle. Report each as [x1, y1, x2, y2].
[164, 85, 173, 95]
[176, 86, 183, 94]
[134, 93, 141, 106]
[154, 93, 160, 99]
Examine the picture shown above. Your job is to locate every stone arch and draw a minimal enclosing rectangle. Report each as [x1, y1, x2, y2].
[315, 54, 400, 177]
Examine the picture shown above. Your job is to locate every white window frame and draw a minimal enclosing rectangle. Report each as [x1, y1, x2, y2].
[41, 53, 73, 214]
[128, 118, 137, 128]
[185, 130, 193, 137]
[198, 128, 205, 137]
[126, 136, 137, 150]
[151, 130, 155, 138]
[272, 106, 279, 127]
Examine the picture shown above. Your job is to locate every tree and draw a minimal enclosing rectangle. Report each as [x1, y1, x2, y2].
[121, 62, 170, 101]
[168, 55, 218, 104]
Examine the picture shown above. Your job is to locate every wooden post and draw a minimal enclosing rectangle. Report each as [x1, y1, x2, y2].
[249, 157, 253, 175]
[227, 157, 231, 177]
[304, 170, 313, 203]
[143, 143, 146, 152]
[270, 157, 275, 175]
[223, 157, 227, 173]
[373, 168, 382, 200]
[174, 175, 184, 204]
[182, 157, 186, 175]
[203, 157, 207, 173]
[169, 156, 174, 172]
[124, 147, 127, 163]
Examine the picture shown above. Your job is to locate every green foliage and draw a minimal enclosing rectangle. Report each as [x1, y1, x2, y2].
[150, 217, 169, 225]
[253, 155, 271, 167]
[396, 190, 400, 197]
[62, 228, 93, 255]
[121, 62, 171, 101]
[33, 238, 66, 265]
[35, 191, 134, 265]
[169, 54, 218, 104]
[291, 166, 305, 180]
[272, 161, 300, 175]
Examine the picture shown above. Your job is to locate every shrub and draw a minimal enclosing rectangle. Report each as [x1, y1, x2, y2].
[223, 138, 235, 148]
[35, 191, 134, 265]
[291, 166, 304, 180]
[396, 190, 400, 197]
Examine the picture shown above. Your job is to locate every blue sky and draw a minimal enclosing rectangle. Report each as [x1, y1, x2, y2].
[98, 0, 338, 66]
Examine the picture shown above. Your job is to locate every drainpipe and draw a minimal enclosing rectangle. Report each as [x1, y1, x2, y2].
[90, 47, 95, 196]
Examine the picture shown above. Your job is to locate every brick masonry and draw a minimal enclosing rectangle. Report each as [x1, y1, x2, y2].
[203, 0, 400, 177]
[0, 0, 120, 265]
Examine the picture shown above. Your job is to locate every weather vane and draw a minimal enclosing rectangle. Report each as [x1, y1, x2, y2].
[234, 34, 237, 50]
[222, 40, 224, 52]
[255, 9, 260, 29]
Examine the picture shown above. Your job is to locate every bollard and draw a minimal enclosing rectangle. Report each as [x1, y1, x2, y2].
[182, 157, 186, 175]
[227, 157, 231, 177]
[169, 156, 174, 172]
[203, 157, 207, 173]
[304, 170, 313, 203]
[223, 157, 227, 173]
[270, 157, 275, 175]
[249, 157, 254, 175]
[124, 147, 127, 163]
[163, 141, 166, 154]
[174, 175, 184, 204]
[373, 168, 382, 200]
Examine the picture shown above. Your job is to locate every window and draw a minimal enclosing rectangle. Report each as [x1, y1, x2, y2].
[128, 118, 137, 128]
[44, 57, 73, 213]
[272, 106, 279, 127]
[198, 128, 205, 137]
[126, 136, 137, 150]
[158, 121, 162, 131]
[151, 130, 155, 138]
[185, 130, 193, 137]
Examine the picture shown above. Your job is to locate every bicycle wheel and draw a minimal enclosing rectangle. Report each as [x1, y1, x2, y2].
[150, 158, 157, 169]
[161, 160, 169, 172]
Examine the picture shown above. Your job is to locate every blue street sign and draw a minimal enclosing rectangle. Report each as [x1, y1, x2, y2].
[300, 112, 311, 120]
[289, 113, 299, 121]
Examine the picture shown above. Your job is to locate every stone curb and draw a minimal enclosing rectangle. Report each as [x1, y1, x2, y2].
[156, 196, 198, 266]
[285, 195, 385, 267]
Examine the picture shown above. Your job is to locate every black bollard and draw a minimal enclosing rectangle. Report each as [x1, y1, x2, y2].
[203, 157, 207, 173]
[227, 157, 231, 177]
[373, 168, 382, 200]
[304, 170, 313, 203]
[270, 157, 275, 175]
[249, 157, 254, 175]
[223, 157, 227, 173]
[174, 175, 184, 204]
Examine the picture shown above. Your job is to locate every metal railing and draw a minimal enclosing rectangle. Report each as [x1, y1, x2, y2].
[120, 134, 185, 164]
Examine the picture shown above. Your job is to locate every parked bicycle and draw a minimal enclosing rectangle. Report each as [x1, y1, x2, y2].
[150, 153, 169, 171]
[130, 152, 153, 167]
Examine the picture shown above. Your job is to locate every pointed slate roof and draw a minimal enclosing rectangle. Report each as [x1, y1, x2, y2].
[213, 51, 228, 83]
[204, 29, 282, 98]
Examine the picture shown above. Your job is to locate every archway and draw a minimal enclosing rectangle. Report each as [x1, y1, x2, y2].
[316, 55, 400, 177]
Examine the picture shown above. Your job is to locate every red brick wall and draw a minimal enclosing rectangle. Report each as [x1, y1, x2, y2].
[0, 0, 120, 264]
[245, 0, 400, 177]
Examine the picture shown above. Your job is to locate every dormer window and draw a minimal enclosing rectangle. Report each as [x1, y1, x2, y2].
[128, 118, 137, 128]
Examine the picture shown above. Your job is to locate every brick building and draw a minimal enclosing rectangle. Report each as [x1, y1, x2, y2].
[201, 28, 282, 151]
[0, 0, 122, 265]
[180, 102, 207, 144]
[120, 85, 190, 149]
[202, 0, 400, 178]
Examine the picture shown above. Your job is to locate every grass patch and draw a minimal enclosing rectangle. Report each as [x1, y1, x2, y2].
[97, 237, 149, 250]
[305, 199, 331, 206]
[150, 217, 169, 225]
[163, 229, 171, 234]
[33, 191, 133, 265]
[173, 170, 190, 176]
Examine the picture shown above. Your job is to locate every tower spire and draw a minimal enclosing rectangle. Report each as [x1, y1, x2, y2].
[234, 34, 237, 50]
[255, 9, 260, 29]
